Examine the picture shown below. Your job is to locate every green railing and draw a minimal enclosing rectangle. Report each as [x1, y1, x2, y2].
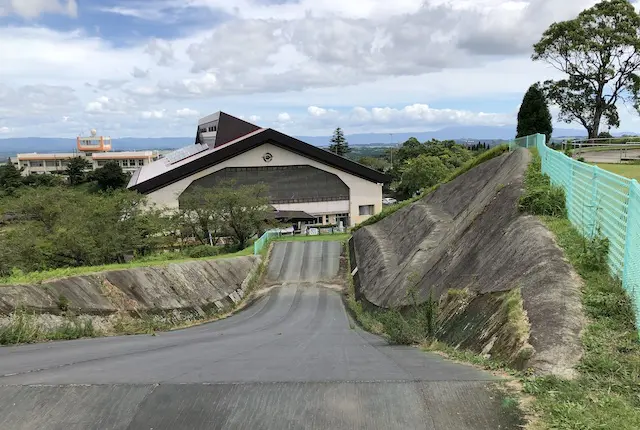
[513, 134, 640, 332]
[253, 230, 281, 255]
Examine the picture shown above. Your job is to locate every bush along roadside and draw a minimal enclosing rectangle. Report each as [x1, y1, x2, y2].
[0, 247, 272, 346]
[345, 148, 640, 429]
[352, 144, 510, 232]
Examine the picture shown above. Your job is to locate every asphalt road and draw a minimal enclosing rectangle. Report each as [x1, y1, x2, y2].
[0, 241, 520, 430]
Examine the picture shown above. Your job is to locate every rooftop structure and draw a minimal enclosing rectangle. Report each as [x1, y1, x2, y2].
[77, 129, 112, 153]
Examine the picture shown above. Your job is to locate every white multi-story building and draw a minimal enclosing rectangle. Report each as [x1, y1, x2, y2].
[10, 130, 159, 176]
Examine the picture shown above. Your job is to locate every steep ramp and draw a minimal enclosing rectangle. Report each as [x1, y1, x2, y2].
[351, 149, 585, 376]
[0, 241, 521, 430]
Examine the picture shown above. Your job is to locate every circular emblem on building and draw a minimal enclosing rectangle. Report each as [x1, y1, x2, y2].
[262, 152, 273, 163]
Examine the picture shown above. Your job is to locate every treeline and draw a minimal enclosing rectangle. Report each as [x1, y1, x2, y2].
[356, 138, 487, 199]
[0, 181, 272, 278]
[0, 158, 130, 197]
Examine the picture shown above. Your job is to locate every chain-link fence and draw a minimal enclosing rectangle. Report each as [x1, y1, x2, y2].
[513, 133, 640, 334]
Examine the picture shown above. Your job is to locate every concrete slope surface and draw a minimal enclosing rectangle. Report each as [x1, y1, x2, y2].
[0, 242, 521, 430]
[351, 149, 584, 376]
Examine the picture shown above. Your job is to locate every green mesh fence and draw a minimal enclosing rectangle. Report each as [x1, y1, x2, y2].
[513, 134, 640, 334]
[253, 230, 281, 255]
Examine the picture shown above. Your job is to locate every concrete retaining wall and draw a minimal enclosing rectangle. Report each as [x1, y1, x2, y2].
[0, 256, 261, 318]
[351, 149, 585, 377]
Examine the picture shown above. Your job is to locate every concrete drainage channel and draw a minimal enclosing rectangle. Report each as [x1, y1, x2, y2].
[0, 240, 522, 430]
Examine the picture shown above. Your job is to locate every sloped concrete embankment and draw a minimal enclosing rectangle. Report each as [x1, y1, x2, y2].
[0, 256, 261, 329]
[351, 149, 584, 377]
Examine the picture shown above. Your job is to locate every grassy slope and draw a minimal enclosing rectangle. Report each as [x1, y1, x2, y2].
[596, 163, 640, 181]
[523, 217, 640, 430]
[0, 246, 254, 286]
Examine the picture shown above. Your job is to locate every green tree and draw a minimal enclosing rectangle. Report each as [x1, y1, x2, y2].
[177, 187, 225, 245]
[22, 173, 65, 188]
[357, 156, 388, 172]
[92, 161, 129, 191]
[0, 187, 171, 274]
[396, 155, 449, 199]
[66, 157, 92, 186]
[0, 162, 23, 196]
[517, 84, 553, 142]
[598, 131, 613, 139]
[328, 127, 351, 156]
[533, 0, 640, 138]
[215, 181, 270, 249]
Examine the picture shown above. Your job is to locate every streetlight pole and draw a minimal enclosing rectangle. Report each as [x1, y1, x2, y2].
[389, 133, 394, 165]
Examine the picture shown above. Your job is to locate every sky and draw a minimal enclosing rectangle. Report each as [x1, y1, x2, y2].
[1, 0, 640, 139]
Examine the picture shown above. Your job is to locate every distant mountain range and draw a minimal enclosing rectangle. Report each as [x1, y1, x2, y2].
[0, 126, 637, 158]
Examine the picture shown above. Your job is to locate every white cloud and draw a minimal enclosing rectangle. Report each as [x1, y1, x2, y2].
[0, 0, 77, 18]
[308, 106, 338, 117]
[145, 38, 175, 67]
[85, 96, 132, 115]
[2, 0, 637, 139]
[277, 112, 292, 122]
[141, 110, 166, 119]
[0, 126, 11, 134]
[131, 67, 150, 79]
[175, 108, 199, 117]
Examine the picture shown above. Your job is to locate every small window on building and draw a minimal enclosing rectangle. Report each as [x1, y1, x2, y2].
[137, 159, 145, 166]
[359, 205, 375, 216]
[213, 125, 217, 131]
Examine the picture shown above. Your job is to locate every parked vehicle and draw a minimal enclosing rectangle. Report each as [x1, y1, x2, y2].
[382, 197, 397, 205]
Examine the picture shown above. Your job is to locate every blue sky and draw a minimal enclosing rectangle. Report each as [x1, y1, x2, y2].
[1, 0, 637, 139]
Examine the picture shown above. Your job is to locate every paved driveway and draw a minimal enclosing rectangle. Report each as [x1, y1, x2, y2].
[0, 241, 521, 430]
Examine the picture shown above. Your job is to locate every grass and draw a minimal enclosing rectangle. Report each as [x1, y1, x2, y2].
[0, 308, 98, 345]
[352, 144, 510, 232]
[522, 216, 640, 430]
[595, 163, 640, 181]
[272, 233, 351, 243]
[518, 148, 567, 218]
[0, 246, 254, 286]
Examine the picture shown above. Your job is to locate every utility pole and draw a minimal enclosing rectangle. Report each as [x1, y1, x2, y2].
[389, 133, 394, 165]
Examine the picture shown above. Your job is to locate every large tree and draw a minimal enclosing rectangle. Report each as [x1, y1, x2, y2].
[396, 155, 449, 199]
[66, 157, 92, 186]
[517, 84, 553, 142]
[533, 0, 640, 138]
[329, 127, 351, 156]
[92, 161, 129, 191]
[0, 162, 23, 196]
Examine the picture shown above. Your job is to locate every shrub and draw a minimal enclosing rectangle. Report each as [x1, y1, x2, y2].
[519, 151, 567, 217]
[57, 294, 70, 312]
[185, 245, 221, 258]
[578, 233, 610, 272]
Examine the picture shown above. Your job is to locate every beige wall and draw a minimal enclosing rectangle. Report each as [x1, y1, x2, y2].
[145, 143, 383, 226]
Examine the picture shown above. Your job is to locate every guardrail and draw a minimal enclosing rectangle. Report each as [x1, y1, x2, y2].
[512, 134, 640, 333]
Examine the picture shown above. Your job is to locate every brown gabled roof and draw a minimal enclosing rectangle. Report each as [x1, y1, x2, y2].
[129, 128, 390, 194]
